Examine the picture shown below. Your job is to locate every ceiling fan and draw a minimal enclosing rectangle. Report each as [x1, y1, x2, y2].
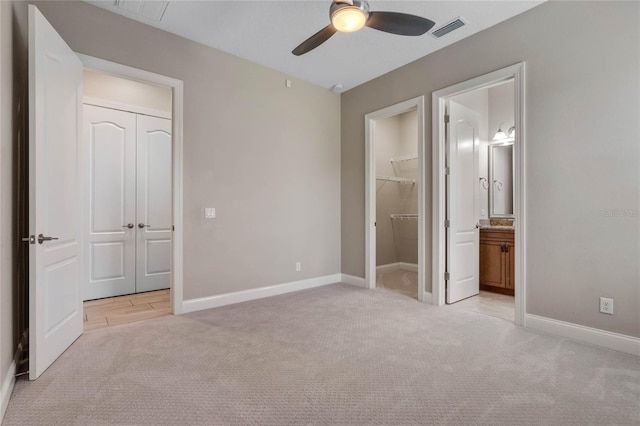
[292, 0, 436, 56]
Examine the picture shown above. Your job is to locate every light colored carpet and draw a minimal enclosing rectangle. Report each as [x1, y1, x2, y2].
[3, 284, 639, 425]
[377, 269, 418, 300]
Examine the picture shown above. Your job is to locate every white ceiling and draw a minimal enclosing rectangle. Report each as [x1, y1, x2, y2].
[85, 1, 544, 92]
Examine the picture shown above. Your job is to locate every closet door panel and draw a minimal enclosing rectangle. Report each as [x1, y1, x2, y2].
[83, 105, 137, 300]
[136, 114, 172, 292]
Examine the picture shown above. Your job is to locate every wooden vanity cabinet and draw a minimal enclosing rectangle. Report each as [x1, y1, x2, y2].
[479, 228, 514, 296]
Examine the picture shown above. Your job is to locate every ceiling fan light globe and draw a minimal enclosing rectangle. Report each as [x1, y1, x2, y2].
[332, 7, 367, 32]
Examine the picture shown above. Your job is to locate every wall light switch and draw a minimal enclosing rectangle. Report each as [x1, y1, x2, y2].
[204, 208, 216, 219]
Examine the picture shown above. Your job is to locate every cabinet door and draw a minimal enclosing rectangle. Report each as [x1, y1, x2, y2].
[479, 241, 505, 288]
[505, 243, 515, 289]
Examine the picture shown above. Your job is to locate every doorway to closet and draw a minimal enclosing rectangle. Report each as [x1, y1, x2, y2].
[82, 70, 173, 330]
[375, 110, 420, 299]
[365, 97, 426, 302]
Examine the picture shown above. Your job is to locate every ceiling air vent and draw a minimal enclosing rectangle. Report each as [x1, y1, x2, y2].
[430, 17, 467, 39]
[113, 1, 169, 22]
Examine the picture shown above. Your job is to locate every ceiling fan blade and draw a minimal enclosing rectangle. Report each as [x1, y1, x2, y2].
[292, 25, 337, 56]
[365, 11, 435, 36]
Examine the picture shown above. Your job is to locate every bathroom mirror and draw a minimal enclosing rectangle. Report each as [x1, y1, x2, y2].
[489, 143, 514, 218]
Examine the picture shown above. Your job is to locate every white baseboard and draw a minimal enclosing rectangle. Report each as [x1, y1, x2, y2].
[422, 291, 433, 304]
[181, 274, 342, 314]
[525, 314, 640, 356]
[341, 274, 366, 288]
[376, 262, 418, 273]
[0, 360, 16, 423]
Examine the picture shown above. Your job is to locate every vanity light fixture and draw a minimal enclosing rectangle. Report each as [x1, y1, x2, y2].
[493, 122, 515, 141]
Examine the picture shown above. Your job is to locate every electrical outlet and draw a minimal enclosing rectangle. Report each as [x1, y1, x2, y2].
[599, 297, 613, 315]
[295, 262, 301, 272]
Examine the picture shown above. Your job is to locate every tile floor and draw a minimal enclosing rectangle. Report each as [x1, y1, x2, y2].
[83, 289, 170, 331]
[446, 290, 515, 322]
[377, 269, 515, 322]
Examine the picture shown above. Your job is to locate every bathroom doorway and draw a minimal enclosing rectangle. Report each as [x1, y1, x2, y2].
[432, 63, 526, 325]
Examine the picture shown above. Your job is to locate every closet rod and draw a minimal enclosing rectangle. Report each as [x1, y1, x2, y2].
[376, 175, 415, 184]
[390, 154, 418, 163]
[390, 214, 418, 220]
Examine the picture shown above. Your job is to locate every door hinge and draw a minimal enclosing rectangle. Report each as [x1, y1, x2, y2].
[374, 222, 376, 227]
[444, 272, 450, 280]
[444, 114, 450, 124]
[445, 219, 450, 228]
[172, 225, 175, 231]
[445, 166, 450, 176]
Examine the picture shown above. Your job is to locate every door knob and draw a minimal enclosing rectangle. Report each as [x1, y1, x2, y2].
[122, 223, 134, 229]
[475, 223, 480, 229]
[138, 223, 150, 229]
[37, 234, 59, 244]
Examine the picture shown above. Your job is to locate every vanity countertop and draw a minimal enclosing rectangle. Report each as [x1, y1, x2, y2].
[480, 225, 514, 231]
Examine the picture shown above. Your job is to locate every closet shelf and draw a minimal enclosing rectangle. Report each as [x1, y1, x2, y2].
[390, 214, 418, 220]
[390, 154, 418, 163]
[376, 175, 415, 184]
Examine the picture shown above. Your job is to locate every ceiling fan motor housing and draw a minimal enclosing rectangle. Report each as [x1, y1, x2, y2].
[330, 0, 370, 21]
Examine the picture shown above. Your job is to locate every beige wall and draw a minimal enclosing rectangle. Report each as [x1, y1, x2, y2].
[375, 110, 418, 266]
[341, 1, 640, 337]
[83, 69, 172, 113]
[488, 81, 515, 148]
[13, 0, 341, 302]
[1, 0, 30, 409]
[488, 81, 515, 217]
[1, 0, 15, 408]
[0, 0, 8, 405]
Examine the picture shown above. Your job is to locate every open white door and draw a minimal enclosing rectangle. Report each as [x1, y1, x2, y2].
[446, 101, 480, 304]
[136, 114, 172, 293]
[28, 5, 83, 380]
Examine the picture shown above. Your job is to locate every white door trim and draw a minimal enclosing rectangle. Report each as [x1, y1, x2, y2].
[365, 96, 426, 302]
[77, 54, 185, 315]
[432, 63, 526, 326]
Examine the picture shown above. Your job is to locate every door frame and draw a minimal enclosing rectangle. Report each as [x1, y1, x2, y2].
[78, 54, 185, 315]
[365, 96, 427, 302]
[432, 63, 526, 326]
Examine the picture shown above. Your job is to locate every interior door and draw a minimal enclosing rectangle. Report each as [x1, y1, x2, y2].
[136, 114, 172, 292]
[446, 101, 480, 303]
[83, 105, 136, 300]
[28, 5, 83, 379]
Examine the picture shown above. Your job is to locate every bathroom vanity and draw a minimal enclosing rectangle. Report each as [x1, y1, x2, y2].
[479, 228, 514, 296]
[479, 141, 515, 295]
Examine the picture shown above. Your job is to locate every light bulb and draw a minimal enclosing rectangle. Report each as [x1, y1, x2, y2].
[332, 7, 366, 32]
[493, 129, 507, 141]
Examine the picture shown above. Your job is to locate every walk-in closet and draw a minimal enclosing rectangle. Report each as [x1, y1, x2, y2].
[375, 110, 419, 300]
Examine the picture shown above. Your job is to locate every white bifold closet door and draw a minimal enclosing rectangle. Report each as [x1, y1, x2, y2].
[83, 105, 171, 300]
[135, 114, 172, 293]
[84, 105, 137, 300]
